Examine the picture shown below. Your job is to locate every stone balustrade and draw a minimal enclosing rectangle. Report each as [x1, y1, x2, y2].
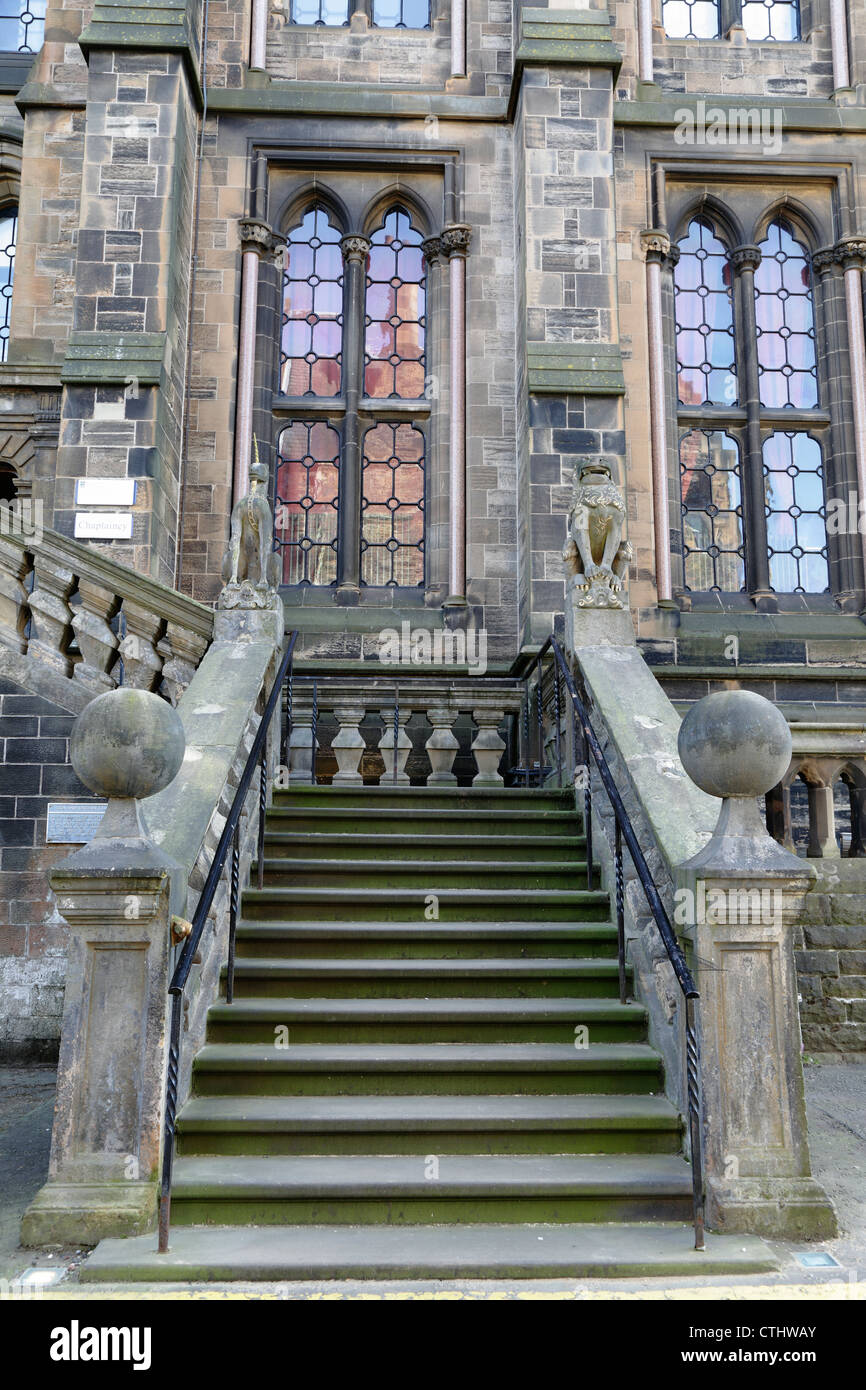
[0, 512, 214, 705]
[765, 722, 866, 858]
[285, 678, 524, 787]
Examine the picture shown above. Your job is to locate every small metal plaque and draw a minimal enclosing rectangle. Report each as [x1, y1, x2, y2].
[74, 479, 137, 507]
[74, 511, 134, 540]
[46, 802, 107, 844]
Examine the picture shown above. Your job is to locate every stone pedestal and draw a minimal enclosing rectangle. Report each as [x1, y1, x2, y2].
[565, 579, 636, 651]
[678, 691, 837, 1239]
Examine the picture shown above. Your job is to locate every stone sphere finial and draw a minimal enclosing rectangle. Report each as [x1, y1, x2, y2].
[678, 690, 791, 801]
[71, 688, 185, 802]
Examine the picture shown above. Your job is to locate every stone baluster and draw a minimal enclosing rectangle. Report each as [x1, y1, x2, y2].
[0, 537, 30, 653]
[332, 704, 366, 784]
[71, 577, 120, 692]
[807, 781, 839, 858]
[378, 704, 412, 785]
[426, 705, 459, 785]
[157, 623, 211, 706]
[471, 706, 506, 786]
[118, 599, 164, 691]
[766, 780, 796, 855]
[287, 700, 315, 784]
[27, 553, 75, 676]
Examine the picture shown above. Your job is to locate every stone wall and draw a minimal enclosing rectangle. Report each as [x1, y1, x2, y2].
[0, 673, 101, 1061]
[796, 860, 866, 1056]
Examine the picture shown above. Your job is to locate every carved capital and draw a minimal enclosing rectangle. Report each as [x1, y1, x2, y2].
[441, 224, 472, 259]
[421, 235, 444, 265]
[239, 217, 279, 259]
[340, 234, 371, 263]
[640, 228, 671, 264]
[836, 235, 866, 271]
[811, 244, 841, 276]
[731, 244, 762, 272]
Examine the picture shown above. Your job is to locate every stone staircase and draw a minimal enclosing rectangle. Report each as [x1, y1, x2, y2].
[82, 786, 775, 1281]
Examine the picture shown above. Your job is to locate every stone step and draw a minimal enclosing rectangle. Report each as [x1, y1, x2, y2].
[261, 832, 587, 862]
[175, 1094, 683, 1157]
[165, 1153, 695, 1225]
[81, 1223, 778, 1283]
[252, 858, 590, 891]
[205, 996, 645, 1045]
[240, 887, 611, 924]
[234, 920, 619, 961]
[224, 957, 628, 999]
[272, 787, 573, 812]
[191, 1042, 662, 1096]
[265, 807, 582, 836]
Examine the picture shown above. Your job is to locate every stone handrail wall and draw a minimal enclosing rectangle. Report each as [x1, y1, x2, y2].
[0, 511, 214, 706]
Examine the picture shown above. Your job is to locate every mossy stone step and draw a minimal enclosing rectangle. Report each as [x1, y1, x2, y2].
[252, 858, 591, 891]
[240, 887, 611, 924]
[224, 956, 628, 999]
[265, 808, 582, 836]
[261, 833, 587, 863]
[234, 920, 618, 961]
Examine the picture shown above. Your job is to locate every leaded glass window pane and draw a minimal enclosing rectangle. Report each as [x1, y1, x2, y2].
[0, 0, 45, 52]
[763, 432, 828, 593]
[275, 420, 341, 585]
[0, 205, 16, 364]
[361, 421, 425, 587]
[290, 0, 349, 23]
[372, 0, 430, 27]
[364, 207, 426, 400]
[662, 0, 720, 39]
[280, 206, 343, 398]
[680, 429, 745, 591]
[755, 218, 817, 409]
[742, 0, 799, 41]
[674, 217, 737, 407]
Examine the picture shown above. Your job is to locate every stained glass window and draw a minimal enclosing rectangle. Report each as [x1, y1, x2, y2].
[680, 429, 745, 592]
[361, 421, 425, 587]
[763, 432, 828, 593]
[741, 0, 799, 41]
[280, 206, 344, 398]
[364, 207, 426, 400]
[274, 420, 341, 586]
[0, 205, 16, 364]
[754, 218, 817, 410]
[662, 0, 720, 39]
[674, 217, 737, 407]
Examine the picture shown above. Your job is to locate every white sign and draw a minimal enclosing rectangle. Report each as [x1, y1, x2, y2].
[75, 479, 137, 507]
[74, 512, 134, 539]
[46, 802, 107, 844]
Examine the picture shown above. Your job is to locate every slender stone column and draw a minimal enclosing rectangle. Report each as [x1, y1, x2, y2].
[422, 235, 448, 606]
[451, 0, 466, 77]
[336, 234, 371, 605]
[637, 0, 654, 82]
[838, 238, 866, 597]
[829, 0, 851, 91]
[641, 231, 674, 602]
[732, 244, 772, 602]
[250, 0, 268, 69]
[233, 219, 280, 506]
[441, 225, 471, 625]
[678, 691, 836, 1238]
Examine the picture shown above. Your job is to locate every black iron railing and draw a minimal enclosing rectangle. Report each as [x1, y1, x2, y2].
[531, 635, 705, 1251]
[157, 631, 298, 1253]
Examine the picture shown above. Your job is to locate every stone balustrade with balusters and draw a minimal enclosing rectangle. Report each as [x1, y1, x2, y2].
[0, 512, 214, 706]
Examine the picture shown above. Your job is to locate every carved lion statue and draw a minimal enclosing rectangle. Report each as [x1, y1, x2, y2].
[221, 460, 281, 593]
[563, 461, 633, 610]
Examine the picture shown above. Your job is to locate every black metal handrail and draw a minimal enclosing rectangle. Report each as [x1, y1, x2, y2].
[158, 630, 298, 1253]
[534, 634, 705, 1251]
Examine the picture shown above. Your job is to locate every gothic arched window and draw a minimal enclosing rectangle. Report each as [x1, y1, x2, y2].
[0, 204, 17, 364]
[274, 200, 429, 597]
[673, 213, 828, 597]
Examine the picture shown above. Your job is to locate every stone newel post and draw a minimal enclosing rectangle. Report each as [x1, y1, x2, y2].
[677, 690, 836, 1239]
[21, 688, 185, 1246]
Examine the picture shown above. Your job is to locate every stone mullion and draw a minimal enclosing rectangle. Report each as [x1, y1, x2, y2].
[813, 248, 859, 607]
[421, 234, 447, 605]
[336, 234, 370, 606]
[732, 245, 771, 600]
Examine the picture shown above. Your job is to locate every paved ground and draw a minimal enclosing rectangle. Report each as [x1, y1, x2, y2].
[1, 1059, 864, 1300]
